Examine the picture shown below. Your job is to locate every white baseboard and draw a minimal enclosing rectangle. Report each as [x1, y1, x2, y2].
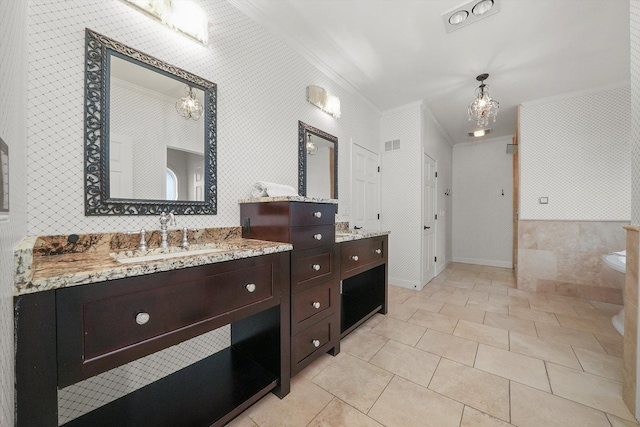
[389, 277, 422, 290]
[452, 257, 513, 269]
[436, 259, 452, 276]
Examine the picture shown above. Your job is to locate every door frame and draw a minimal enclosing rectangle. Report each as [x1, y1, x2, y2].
[422, 152, 437, 287]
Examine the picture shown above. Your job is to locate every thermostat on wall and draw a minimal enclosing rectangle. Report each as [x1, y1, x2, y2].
[539, 197, 549, 204]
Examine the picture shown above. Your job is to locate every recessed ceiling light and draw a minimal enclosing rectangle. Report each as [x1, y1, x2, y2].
[449, 10, 469, 25]
[469, 129, 491, 137]
[472, 0, 494, 16]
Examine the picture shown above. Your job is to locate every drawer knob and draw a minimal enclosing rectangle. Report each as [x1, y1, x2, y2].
[135, 312, 150, 325]
[312, 264, 321, 271]
[351, 255, 359, 261]
[312, 339, 321, 348]
[312, 301, 321, 309]
[313, 211, 322, 218]
[245, 283, 256, 293]
[374, 249, 382, 254]
[313, 233, 322, 240]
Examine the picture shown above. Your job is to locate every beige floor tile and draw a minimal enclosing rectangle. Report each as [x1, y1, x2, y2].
[341, 329, 389, 361]
[446, 280, 477, 289]
[556, 313, 620, 337]
[403, 295, 445, 313]
[386, 302, 419, 321]
[430, 291, 469, 306]
[546, 362, 635, 421]
[591, 301, 624, 314]
[440, 303, 486, 324]
[489, 294, 530, 308]
[509, 331, 582, 369]
[474, 283, 508, 295]
[247, 376, 333, 427]
[388, 292, 411, 305]
[357, 313, 385, 332]
[484, 312, 537, 336]
[408, 308, 459, 334]
[370, 316, 426, 346]
[546, 294, 597, 309]
[307, 398, 383, 427]
[369, 340, 440, 388]
[573, 306, 616, 322]
[508, 306, 559, 325]
[429, 358, 510, 421]
[416, 329, 478, 366]
[298, 353, 339, 380]
[474, 344, 550, 392]
[460, 406, 512, 427]
[607, 414, 640, 426]
[312, 354, 392, 413]
[466, 300, 509, 315]
[368, 376, 464, 427]
[507, 288, 543, 300]
[453, 320, 509, 350]
[510, 382, 611, 427]
[574, 347, 623, 382]
[535, 322, 606, 352]
[454, 288, 490, 302]
[226, 415, 258, 427]
[529, 299, 580, 317]
[595, 332, 624, 357]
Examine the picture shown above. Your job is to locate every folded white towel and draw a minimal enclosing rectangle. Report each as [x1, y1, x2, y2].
[251, 181, 298, 198]
[614, 250, 627, 257]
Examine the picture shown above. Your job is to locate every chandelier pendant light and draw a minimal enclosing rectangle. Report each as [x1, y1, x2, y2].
[306, 134, 318, 155]
[468, 73, 499, 127]
[175, 85, 203, 120]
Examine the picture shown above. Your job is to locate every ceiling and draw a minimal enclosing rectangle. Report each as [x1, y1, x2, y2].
[228, 0, 630, 144]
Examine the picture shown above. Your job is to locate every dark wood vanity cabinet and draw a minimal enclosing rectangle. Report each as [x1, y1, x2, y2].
[241, 201, 341, 376]
[14, 252, 291, 427]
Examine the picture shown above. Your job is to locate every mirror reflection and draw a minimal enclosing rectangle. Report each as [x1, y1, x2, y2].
[298, 121, 338, 199]
[109, 56, 205, 201]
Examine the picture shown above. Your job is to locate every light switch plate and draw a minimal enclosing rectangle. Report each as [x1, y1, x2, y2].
[539, 197, 549, 204]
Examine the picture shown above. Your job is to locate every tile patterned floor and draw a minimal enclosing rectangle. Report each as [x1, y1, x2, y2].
[229, 263, 638, 427]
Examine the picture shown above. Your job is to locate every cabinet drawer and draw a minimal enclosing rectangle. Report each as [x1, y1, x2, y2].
[291, 245, 336, 293]
[341, 237, 385, 277]
[291, 224, 335, 251]
[291, 281, 335, 334]
[291, 317, 337, 366]
[290, 202, 336, 226]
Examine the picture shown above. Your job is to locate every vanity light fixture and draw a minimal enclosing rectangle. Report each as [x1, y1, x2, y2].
[122, 0, 210, 45]
[306, 85, 341, 119]
[442, 0, 499, 33]
[468, 73, 499, 127]
[175, 85, 203, 120]
[306, 134, 318, 155]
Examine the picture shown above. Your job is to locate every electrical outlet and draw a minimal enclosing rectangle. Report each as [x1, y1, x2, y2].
[539, 197, 549, 204]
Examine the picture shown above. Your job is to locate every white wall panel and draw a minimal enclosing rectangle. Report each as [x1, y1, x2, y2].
[0, 1, 29, 425]
[452, 136, 513, 268]
[520, 85, 631, 221]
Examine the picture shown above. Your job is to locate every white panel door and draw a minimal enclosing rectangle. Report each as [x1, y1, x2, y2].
[423, 154, 436, 285]
[109, 133, 133, 199]
[352, 143, 380, 230]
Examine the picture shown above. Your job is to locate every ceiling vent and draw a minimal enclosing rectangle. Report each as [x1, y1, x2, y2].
[384, 139, 401, 152]
[442, 0, 500, 33]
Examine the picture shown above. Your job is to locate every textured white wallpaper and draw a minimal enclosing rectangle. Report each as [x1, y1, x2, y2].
[452, 136, 513, 268]
[519, 85, 631, 221]
[0, 1, 29, 425]
[23, 0, 381, 422]
[632, 0, 640, 226]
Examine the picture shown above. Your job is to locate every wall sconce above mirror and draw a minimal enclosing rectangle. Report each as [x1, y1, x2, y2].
[306, 85, 341, 119]
[84, 29, 217, 215]
[298, 121, 338, 200]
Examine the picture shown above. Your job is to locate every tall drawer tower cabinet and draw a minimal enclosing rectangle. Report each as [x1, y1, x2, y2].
[240, 200, 340, 376]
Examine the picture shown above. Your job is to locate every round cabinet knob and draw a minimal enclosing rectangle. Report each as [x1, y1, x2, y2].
[312, 301, 321, 309]
[312, 264, 321, 271]
[313, 211, 322, 218]
[135, 312, 150, 325]
[245, 283, 256, 293]
[312, 339, 321, 348]
[374, 249, 382, 254]
[351, 255, 359, 261]
[313, 234, 322, 240]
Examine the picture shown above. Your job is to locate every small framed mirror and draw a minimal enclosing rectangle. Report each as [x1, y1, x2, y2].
[298, 121, 338, 199]
[84, 29, 217, 215]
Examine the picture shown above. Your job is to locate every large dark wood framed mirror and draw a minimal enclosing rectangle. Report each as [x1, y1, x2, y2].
[84, 29, 217, 215]
[298, 121, 338, 199]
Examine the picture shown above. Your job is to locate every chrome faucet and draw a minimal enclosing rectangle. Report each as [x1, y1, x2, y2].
[159, 212, 176, 248]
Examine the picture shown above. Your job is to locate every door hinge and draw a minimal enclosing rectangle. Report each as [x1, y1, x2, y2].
[377, 213, 380, 220]
[435, 171, 437, 178]
[377, 166, 380, 173]
[435, 256, 437, 262]
[435, 214, 437, 220]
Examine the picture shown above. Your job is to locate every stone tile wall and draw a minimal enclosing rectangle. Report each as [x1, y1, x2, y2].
[623, 226, 639, 415]
[517, 220, 627, 304]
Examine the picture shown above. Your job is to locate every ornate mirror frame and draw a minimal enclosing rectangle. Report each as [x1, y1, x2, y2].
[298, 121, 338, 199]
[84, 29, 217, 215]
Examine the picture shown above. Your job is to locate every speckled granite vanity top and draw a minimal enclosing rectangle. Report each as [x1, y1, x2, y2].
[14, 227, 292, 295]
[237, 196, 338, 204]
[334, 229, 390, 243]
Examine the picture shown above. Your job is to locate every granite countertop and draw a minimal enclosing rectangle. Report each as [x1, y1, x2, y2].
[334, 229, 390, 243]
[14, 227, 292, 296]
[238, 196, 338, 204]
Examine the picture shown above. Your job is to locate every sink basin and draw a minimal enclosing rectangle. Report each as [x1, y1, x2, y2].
[114, 247, 227, 264]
